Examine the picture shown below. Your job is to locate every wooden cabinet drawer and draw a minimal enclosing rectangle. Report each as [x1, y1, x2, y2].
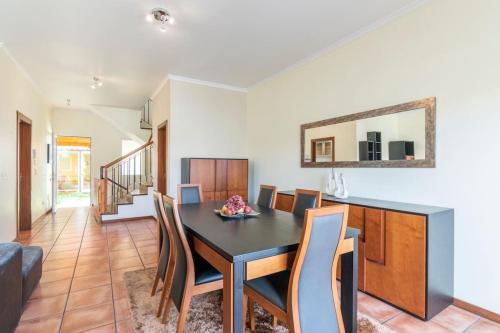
[275, 193, 293, 212]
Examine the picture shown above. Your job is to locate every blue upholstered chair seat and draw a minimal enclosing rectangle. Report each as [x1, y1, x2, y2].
[21, 246, 43, 305]
[244, 270, 291, 311]
[194, 256, 223, 285]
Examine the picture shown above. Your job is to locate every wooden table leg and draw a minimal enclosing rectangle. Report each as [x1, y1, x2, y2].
[341, 236, 358, 333]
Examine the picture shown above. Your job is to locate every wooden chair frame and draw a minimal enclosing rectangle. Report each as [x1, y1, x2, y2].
[177, 184, 204, 204]
[258, 184, 278, 209]
[151, 192, 177, 318]
[161, 195, 223, 332]
[245, 205, 349, 333]
[291, 188, 322, 213]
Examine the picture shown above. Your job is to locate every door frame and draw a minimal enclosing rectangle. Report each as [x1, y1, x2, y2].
[157, 121, 168, 195]
[55, 136, 92, 208]
[16, 111, 32, 236]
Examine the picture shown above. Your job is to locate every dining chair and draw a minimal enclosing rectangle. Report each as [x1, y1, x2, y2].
[151, 192, 176, 318]
[291, 189, 322, 217]
[244, 205, 349, 333]
[257, 184, 277, 209]
[160, 195, 224, 331]
[177, 184, 203, 204]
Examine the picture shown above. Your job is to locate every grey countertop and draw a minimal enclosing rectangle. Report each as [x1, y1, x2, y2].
[278, 190, 453, 216]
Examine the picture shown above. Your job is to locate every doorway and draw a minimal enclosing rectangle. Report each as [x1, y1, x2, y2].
[56, 136, 91, 207]
[17, 112, 32, 232]
[157, 121, 167, 194]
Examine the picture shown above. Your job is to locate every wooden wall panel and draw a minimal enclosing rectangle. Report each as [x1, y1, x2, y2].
[366, 211, 426, 318]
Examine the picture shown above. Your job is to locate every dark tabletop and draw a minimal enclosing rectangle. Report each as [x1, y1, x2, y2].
[177, 201, 358, 263]
[279, 191, 453, 216]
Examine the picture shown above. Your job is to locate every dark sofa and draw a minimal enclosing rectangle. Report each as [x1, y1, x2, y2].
[0, 243, 43, 333]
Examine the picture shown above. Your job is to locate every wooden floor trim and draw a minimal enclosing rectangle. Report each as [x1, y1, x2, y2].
[453, 298, 500, 323]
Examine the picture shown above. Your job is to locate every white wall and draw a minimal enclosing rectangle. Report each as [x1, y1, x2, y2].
[52, 108, 129, 204]
[151, 80, 171, 193]
[151, 79, 247, 197]
[90, 106, 150, 144]
[0, 48, 53, 242]
[247, 0, 500, 313]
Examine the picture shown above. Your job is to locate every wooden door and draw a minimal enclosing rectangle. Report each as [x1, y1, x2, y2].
[215, 159, 228, 201]
[17, 112, 32, 232]
[227, 159, 248, 200]
[365, 211, 427, 318]
[157, 122, 167, 194]
[189, 159, 216, 200]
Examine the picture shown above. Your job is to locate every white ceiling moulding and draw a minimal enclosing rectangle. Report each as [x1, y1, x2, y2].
[167, 74, 248, 93]
[249, 0, 431, 90]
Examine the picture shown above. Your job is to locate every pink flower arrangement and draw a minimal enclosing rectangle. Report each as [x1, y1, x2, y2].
[225, 195, 246, 213]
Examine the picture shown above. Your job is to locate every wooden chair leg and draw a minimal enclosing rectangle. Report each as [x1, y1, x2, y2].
[161, 297, 173, 324]
[272, 315, 278, 328]
[243, 293, 248, 328]
[157, 264, 175, 318]
[151, 273, 160, 296]
[176, 295, 192, 333]
[249, 298, 256, 332]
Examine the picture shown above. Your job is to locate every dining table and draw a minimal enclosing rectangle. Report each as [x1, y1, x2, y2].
[177, 201, 359, 333]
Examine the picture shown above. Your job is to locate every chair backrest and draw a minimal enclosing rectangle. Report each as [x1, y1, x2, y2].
[177, 184, 203, 204]
[153, 191, 174, 281]
[288, 205, 349, 333]
[291, 189, 321, 217]
[257, 185, 277, 208]
[162, 195, 195, 311]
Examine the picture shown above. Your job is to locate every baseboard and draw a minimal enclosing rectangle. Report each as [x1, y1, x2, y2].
[453, 298, 500, 323]
[100, 215, 156, 224]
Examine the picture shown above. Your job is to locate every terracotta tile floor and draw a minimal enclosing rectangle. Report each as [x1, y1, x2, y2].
[14, 207, 500, 332]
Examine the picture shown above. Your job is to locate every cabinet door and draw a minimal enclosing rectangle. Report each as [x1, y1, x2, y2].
[203, 191, 215, 202]
[228, 190, 248, 202]
[365, 211, 426, 318]
[214, 191, 228, 201]
[348, 205, 365, 240]
[365, 208, 385, 264]
[215, 160, 227, 192]
[275, 194, 294, 212]
[189, 159, 216, 193]
[227, 160, 248, 191]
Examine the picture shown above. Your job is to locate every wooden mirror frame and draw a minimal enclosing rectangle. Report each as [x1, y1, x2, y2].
[300, 97, 436, 168]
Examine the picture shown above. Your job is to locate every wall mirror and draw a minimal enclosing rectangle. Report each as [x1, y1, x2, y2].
[301, 97, 436, 168]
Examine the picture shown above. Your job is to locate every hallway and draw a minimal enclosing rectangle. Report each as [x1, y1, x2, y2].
[16, 207, 157, 332]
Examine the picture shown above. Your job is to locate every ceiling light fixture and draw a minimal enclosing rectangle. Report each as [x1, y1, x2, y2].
[90, 77, 103, 89]
[146, 8, 175, 32]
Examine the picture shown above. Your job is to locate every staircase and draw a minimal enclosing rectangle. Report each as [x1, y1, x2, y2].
[95, 100, 155, 222]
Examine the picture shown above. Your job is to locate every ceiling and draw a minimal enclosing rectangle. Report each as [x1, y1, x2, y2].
[0, 0, 421, 109]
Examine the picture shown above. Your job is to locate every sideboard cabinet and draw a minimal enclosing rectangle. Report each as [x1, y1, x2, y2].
[275, 191, 454, 320]
[181, 158, 248, 201]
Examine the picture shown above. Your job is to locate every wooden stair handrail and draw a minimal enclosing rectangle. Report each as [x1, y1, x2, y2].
[102, 138, 153, 170]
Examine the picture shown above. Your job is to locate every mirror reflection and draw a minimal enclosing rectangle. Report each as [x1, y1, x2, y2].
[304, 108, 425, 163]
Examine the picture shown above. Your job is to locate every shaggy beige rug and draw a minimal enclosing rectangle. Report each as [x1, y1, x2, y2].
[124, 268, 395, 333]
